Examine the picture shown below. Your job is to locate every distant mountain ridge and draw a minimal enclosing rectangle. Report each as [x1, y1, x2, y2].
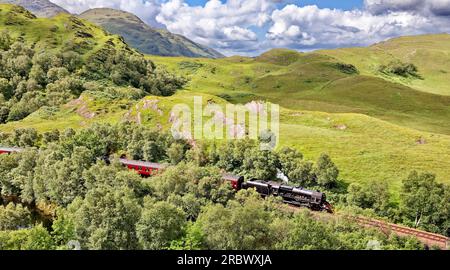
[79, 8, 224, 58]
[0, 0, 68, 17]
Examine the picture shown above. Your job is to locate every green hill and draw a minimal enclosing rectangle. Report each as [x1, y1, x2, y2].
[0, 0, 68, 17]
[255, 48, 303, 65]
[140, 44, 450, 189]
[79, 8, 224, 59]
[150, 49, 450, 135]
[317, 34, 450, 96]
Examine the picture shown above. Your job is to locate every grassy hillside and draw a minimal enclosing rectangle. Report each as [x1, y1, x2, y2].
[149, 50, 450, 135]
[79, 8, 224, 59]
[2, 90, 450, 193]
[317, 34, 450, 96]
[0, 0, 68, 17]
[143, 46, 450, 190]
[0, 4, 131, 58]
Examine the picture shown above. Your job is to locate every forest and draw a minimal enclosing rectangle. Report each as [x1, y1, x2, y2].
[0, 123, 448, 250]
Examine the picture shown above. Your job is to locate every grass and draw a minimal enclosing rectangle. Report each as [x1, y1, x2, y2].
[148, 51, 450, 135]
[279, 110, 450, 192]
[144, 48, 450, 191]
[317, 34, 450, 96]
[2, 90, 450, 193]
[0, 92, 131, 131]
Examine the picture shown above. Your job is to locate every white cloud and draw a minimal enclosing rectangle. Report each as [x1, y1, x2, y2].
[364, 0, 450, 16]
[50, 0, 450, 55]
[266, 4, 448, 50]
[155, 0, 278, 51]
[364, 0, 424, 14]
[223, 26, 258, 41]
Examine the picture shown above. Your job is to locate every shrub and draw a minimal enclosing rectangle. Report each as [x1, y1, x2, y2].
[379, 61, 419, 77]
[334, 63, 358, 74]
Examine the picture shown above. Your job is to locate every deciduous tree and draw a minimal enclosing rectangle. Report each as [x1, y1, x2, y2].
[67, 185, 141, 250]
[313, 153, 339, 188]
[136, 200, 186, 250]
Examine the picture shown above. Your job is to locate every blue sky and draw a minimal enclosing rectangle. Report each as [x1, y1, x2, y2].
[285, 0, 363, 10]
[52, 0, 450, 56]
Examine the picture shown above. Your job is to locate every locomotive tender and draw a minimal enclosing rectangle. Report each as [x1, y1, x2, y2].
[1, 147, 333, 213]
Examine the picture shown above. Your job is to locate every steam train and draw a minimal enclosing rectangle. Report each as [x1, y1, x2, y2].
[1, 147, 333, 213]
[223, 174, 333, 213]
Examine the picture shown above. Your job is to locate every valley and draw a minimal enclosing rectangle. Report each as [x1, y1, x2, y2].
[1, 4, 449, 192]
[0, 2, 449, 250]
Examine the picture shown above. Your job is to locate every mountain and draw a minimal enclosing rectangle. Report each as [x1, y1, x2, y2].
[0, 0, 69, 17]
[79, 8, 224, 59]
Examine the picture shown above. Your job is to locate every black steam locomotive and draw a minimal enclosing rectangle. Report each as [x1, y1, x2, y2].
[223, 174, 333, 213]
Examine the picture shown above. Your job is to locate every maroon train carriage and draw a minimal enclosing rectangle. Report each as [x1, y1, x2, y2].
[0, 147, 23, 155]
[119, 158, 167, 177]
[222, 174, 244, 190]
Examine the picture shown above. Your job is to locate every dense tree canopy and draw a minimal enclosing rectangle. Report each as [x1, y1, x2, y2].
[136, 200, 186, 250]
[277, 147, 314, 186]
[347, 180, 392, 217]
[67, 185, 141, 250]
[0, 203, 31, 230]
[195, 190, 276, 250]
[0, 123, 447, 250]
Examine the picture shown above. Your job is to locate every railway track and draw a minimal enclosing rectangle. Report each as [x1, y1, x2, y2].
[351, 216, 449, 250]
[285, 205, 449, 249]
